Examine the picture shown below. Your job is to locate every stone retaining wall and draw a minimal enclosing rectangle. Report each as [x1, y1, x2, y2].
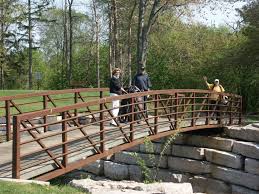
[79, 123, 259, 194]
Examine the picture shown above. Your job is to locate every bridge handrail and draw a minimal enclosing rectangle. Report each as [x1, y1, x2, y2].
[15, 89, 241, 120]
[11, 89, 242, 180]
[0, 88, 108, 101]
[0, 88, 109, 141]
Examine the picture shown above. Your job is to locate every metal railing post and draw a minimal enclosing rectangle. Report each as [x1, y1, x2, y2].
[100, 101, 105, 152]
[175, 93, 178, 129]
[99, 91, 103, 99]
[43, 95, 48, 132]
[154, 95, 158, 134]
[219, 95, 223, 125]
[62, 112, 68, 167]
[12, 116, 21, 179]
[192, 93, 195, 127]
[239, 97, 242, 125]
[205, 93, 209, 125]
[99, 91, 105, 151]
[74, 92, 78, 118]
[5, 100, 11, 141]
[130, 97, 134, 141]
[229, 96, 233, 125]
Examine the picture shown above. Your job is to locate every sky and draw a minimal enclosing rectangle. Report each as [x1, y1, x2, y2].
[52, 0, 247, 27]
[190, 1, 247, 27]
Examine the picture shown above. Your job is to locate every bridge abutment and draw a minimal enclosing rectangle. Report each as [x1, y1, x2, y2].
[75, 124, 259, 194]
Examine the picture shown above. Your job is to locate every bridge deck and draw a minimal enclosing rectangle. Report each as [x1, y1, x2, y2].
[0, 118, 231, 180]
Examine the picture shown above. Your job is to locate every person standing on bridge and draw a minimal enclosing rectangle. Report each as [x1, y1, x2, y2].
[109, 68, 126, 126]
[133, 64, 152, 120]
[203, 76, 225, 120]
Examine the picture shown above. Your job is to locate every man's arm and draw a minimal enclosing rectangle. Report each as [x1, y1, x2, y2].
[203, 76, 213, 90]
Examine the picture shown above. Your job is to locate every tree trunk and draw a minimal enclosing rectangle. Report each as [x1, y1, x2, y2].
[68, 0, 73, 86]
[127, 0, 137, 85]
[0, 1, 4, 90]
[136, 0, 163, 73]
[111, 0, 119, 68]
[28, 0, 33, 89]
[92, 0, 100, 88]
[63, 0, 68, 88]
[136, 0, 146, 73]
[108, 2, 113, 77]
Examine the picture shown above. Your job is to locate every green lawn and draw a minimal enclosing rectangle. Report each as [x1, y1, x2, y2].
[0, 181, 87, 194]
[0, 90, 44, 97]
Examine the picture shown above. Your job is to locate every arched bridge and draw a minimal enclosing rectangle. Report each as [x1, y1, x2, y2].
[0, 89, 242, 181]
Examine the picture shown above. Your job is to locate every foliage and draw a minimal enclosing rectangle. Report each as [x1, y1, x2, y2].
[131, 133, 180, 184]
[1, 0, 258, 112]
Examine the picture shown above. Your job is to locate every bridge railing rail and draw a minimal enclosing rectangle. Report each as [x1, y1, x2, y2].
[12, 89, 242, 180]
[0, 88, 109, 141]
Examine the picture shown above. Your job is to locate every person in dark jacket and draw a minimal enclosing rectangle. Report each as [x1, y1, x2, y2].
[133, 66, 152, 92]
[109, 68, 126, 126]
[133, 65, 152, 120]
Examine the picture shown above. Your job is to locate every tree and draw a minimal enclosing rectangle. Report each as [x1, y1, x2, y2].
[0, 0, 25, 89]
[18, 0, 52, 89]
[92, 0, 101, 87]
[137, 0, 196, 72]
[67, 0, 74, 86]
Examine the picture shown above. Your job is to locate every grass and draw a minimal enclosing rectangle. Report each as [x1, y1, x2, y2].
[0, 90, 44, 97]
[0, 180, 87, 194]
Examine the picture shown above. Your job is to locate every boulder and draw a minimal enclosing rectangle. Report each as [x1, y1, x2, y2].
[171, 145, 205, 160]
[205, 149, 243, 169]
[168, 157, 211, 174]
[211, 166, 259, 190]
[69, 179, 194, 194]
[103, 161, 129, 180]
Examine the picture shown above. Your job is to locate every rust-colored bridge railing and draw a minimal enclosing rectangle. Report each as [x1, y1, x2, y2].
[12, 89, 242, 181]
[0, 88, 109, 141]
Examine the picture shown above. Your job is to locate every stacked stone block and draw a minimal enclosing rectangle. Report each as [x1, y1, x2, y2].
[81, 123, 259, 194]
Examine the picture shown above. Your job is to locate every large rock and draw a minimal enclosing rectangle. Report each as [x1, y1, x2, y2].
[81, 160, 104, 175]
[204, 149, 243, 169]
[189, 176, 207, 193]
[126, 145, 140, 152]
[115, 151, 167, 168]
[232, 141, 259, 160]
[174, 134, 234, 151]
[211, 166, 259, 190]
[232, 185, 259, 194]
[168, 157, 211, 174]
[69, 179, 194, 194]
[171, 145, 205, 160]
[245, 158, 259, 176]
[140, 142, 171, 155]
[224, 125, 259, 142]
[129, 165, 143, 182]
[128, 164, 190, 183]
[115, 152, 137, 165]
[252, 123, 259, 128]
[150, 168, 190, 183]
[190, 176, 231, 194]
[103, 161, 129, 180]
